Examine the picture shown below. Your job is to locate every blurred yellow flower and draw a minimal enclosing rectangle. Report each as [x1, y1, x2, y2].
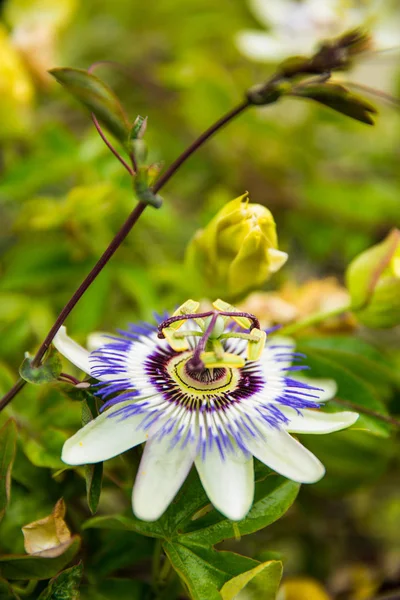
[0, 24, 33, 138]
[279, 577, 332, 600]
[5, 0, 77, 83]
[240, 277, 354, 332]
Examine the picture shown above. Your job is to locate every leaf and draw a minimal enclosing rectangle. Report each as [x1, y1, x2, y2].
[220, 560, 282, 600]
[293, 83, 377, 124]
[0, 536, 80, 580]
[164, 544, 282, 600]
[303, 429, 392, 494]
[163, 543, 257, 600]
[85, 474, 299, 547]
[296, 345, 391, 437]
[82, 514, 165, 540]
[178, 476, 299, 546]
[298, 336, 400, 391]
[49, 68, 130, 144]
[22, 428, 67, 469]
[0, 420, 17, 525]
[37, 562, 83, 600]
[19, 348, 62, 385]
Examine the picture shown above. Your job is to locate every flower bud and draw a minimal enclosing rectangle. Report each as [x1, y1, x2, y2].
[345, 229, 400, 328]
[186, 193, 288, 298]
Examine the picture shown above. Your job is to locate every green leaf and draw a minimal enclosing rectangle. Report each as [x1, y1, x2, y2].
[0, 536, 80, 580]
[163, 543, 257, 600]
[22, 428, 67, 469]
[82, 514, 165, 540]
[220, 560, 282, 600]
[164, 544, 282, 600]
[293, 83, 377, 124]
[85, 474, 298, 547]
[81, 400, 103, 515]
[179, 476, 299, 546]
[298, 336, 400, 391]
[49, 68, 130, 144]
[0, 420, 17, 525]
[296, 345, 391, 437]
[37, 562, 83, 600]
[303, 429, 393, 494]
[19, 348, 62, 385]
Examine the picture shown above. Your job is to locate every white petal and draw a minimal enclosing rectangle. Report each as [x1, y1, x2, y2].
[262, 335, 296, 368]
[132, 437, 194, 521]
[62, 401, 147, 465]
[293, 377, 337, 402]
[195, 449, 254, 521]
[246, 427, 325, 483]
[282, 408, 359, 434]
[248, 0, 296, 27]
[86, 332, 111, 352]
[53, 326, 91, 375]
[236, 31, 291, 62]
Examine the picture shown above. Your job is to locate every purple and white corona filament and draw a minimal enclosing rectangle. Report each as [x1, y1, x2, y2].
[53, 300, 358, 522]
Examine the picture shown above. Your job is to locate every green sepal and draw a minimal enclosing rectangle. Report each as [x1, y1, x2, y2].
[128, 115, 148, 160]
[246, 82, 284, 106]
[130, 115, 147, 140]
[19, 348, 62, 385]
[293, 82, 377, 124]
[49, 67, 130, 144]
[133, 168, 163, 208]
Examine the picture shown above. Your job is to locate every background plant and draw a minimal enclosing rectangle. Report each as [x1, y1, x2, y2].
[0, 0, 400, 598]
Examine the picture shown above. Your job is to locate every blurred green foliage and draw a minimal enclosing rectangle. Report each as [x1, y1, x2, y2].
[0, 0, 400, 598]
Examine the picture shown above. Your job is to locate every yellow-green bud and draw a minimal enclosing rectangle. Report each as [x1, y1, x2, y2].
[345, 229, 400, 328]
[186, 193, 288, 298]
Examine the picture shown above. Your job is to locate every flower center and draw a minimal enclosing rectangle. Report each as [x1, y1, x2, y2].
[167, 352, 239, 397]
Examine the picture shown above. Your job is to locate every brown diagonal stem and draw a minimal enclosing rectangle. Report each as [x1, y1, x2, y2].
[0, 100, 250, 411]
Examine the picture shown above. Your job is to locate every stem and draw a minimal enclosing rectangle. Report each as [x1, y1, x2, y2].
[91, 114, 135, 176]
[31, 201, 146, 368]
[152, 100, 250, 193]
[278, 303, 351, 336]
[11, 580, 38, 596]
[0, 99, 251, 410]
[152, 539, 162, 591]
[335, 397, 400, 428]
[0, 378, 25, 412]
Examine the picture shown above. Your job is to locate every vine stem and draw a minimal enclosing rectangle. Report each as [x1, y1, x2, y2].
[0, 100, 251, 411]
[278, 303, 352, 336]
